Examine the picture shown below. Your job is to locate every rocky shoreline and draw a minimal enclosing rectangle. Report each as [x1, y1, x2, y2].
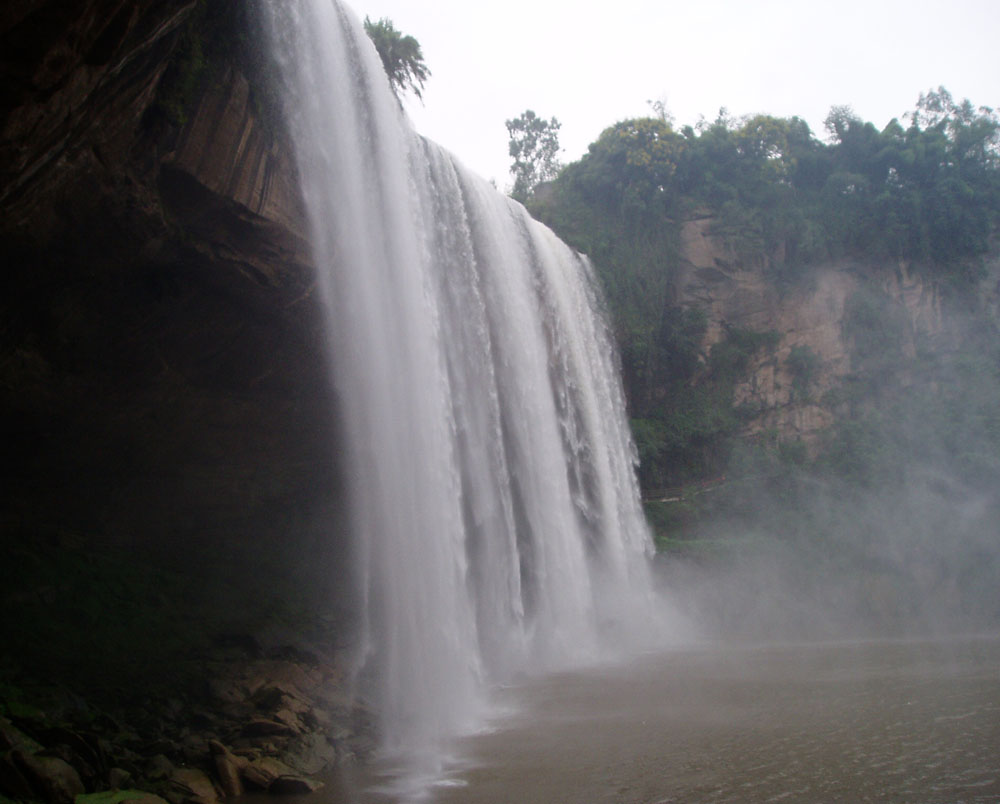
[0, 635, 374, 804]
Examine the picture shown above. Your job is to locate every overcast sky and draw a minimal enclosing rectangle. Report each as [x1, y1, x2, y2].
[351, 0, 998, 188]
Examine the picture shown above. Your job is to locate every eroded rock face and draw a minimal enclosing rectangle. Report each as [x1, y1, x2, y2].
[674, 216, 959, 448]
[0, 0, 197, 225]
[0, 0, 356, 747]
[165, 64, 304, 239]
[0, 0, 368, 790]
[0, 0, 344, 551]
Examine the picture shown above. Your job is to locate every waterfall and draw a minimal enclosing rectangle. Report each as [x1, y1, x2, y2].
[262, 0, 671, 783]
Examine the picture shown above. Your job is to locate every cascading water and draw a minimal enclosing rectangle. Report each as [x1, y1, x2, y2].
[262, 0, 674, 786]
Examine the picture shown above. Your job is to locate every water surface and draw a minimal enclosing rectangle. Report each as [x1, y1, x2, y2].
[327, 634, 1000, 802]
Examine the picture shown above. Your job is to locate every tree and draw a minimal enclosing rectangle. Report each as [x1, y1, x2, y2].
[506, 110, 562, 202]
[823, 105, 860, 142]
[363, 17, 430, 102]
[578, 117, 684, 222]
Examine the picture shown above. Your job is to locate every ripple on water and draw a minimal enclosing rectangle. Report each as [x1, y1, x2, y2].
[427, 635, 1000, 804]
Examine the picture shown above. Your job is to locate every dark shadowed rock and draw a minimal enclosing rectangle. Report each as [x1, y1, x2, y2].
[0, 752, 36, 800]
[108, 766, 134, 788]
[145, 754, 174, 782]
[240, 756, 296, 791]
[0, 0, 355, 719]
[282, 733, 337, 777]
[12, 749, 85, 804]
[268, 775, 324, 795]
[40, 726, 107, 781]
[208, 740, 244, 798]
[0, 2, 368, 791]
[166, 767, 219, 804]
[0, 717, 42, 753]
[242, 719, 295, 739]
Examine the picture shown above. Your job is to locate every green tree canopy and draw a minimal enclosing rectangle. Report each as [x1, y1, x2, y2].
[526, 87, 1000, 488]
[363, 16, 430, 102]
[578, 118, 685, 223]
[506, 110, 562, 202]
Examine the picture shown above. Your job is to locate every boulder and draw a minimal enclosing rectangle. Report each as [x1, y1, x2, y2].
[12, 749, 85, 804]
[281, 733, 337, 777]
[40, 727, 107, 781]
[207, 741, 244, 798]
[108, 767, 133, 789]
[0, 717, 42, 753]
[145, 754, 174, 782]
[206, 679, 245, 707]
[165, 768, 219, 804]
[239, 756, 295, 791]
[241, 719, 294, 738]
[270, 709, 303, 734]
[243, 663, 319, 702]
[39, 744, 96, 787]
[0, 752, 36, 800]
[267, 775, 324, 795]
[251, 687, 306, 714]
[178, 735, 212, 767]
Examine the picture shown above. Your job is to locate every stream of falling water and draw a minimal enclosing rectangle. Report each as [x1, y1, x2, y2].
[261, 0, 683, 792]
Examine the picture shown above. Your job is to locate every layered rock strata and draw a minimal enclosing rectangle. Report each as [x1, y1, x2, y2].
[0, 3, 364, 800]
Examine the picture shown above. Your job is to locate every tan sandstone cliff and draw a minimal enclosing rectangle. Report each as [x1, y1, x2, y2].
[674, 215, 991, 450]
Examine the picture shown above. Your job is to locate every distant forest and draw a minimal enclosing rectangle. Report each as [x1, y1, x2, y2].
[517, 88, 1000, 495]
[530, 87, 999, 329]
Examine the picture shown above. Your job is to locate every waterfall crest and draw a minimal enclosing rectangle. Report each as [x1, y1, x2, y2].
[262, 0, 673, 777]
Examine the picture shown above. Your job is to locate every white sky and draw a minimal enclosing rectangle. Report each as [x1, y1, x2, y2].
[351, 0, 998, 188]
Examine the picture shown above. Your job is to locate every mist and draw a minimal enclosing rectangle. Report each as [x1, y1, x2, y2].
[654, 299, 1000, 641]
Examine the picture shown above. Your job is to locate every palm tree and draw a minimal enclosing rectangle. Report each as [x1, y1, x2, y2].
[363, 17, 430, 103]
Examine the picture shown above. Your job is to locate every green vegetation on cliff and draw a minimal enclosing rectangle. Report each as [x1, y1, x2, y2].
[516, 88, 1000, 629]
[522, 88, 1000, 493]
[536, 88, 999, 276]
[149, 1, 286, 138]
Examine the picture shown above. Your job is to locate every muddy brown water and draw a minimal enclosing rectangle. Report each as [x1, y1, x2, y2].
[270, 634, 1000, 803]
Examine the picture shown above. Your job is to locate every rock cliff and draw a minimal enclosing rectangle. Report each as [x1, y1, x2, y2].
[0, 0, 341, 575]
[673, 214, 992, 451]
[0, 2, 367, 798]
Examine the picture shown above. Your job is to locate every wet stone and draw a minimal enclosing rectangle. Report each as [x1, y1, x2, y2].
[268, 775, 324, 795]
[12, 750, 85, 804]
[166, 767, 219, 804]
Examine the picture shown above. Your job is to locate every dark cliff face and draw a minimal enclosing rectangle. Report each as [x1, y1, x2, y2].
[0, 0, 356, 695]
